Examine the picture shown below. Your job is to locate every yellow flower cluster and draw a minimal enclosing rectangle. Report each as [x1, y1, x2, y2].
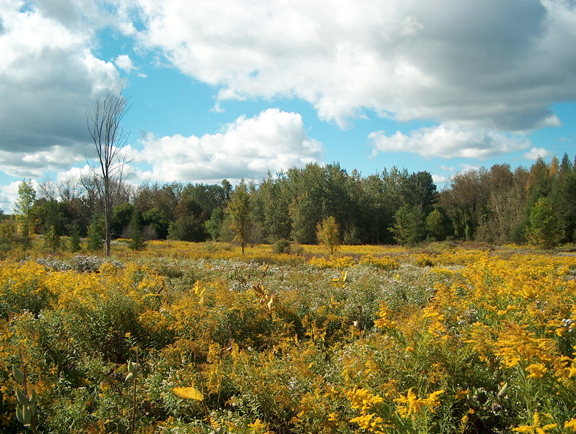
[359, 254, 400, 270]
[394, 388, 444, 419]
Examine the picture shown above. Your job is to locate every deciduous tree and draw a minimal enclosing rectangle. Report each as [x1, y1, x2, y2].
[87, 90, 130, 257]
[317, 216, 340, 255]
[229, 180, 251, 254]
[15, 179, 36, 250]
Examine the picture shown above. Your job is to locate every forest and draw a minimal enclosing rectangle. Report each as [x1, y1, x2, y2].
[3, 152, 576, 253]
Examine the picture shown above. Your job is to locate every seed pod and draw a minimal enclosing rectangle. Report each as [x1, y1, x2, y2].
[128, 361, 139, 374]
[16, 389, 29, 406]
[22, 405, 31, 425]
[498, 382, 508, 398]
[16, 406, 24, 424]
[125, 372, 134, 382]
[29, 390, 37, 406]
[12, 365, 24, 383]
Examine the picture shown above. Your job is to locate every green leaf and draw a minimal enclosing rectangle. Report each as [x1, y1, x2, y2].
[12, 365, 24, 383]
[125, 372, 134, 382]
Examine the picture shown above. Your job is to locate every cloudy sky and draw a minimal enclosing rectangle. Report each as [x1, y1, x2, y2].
[1, 0, 576, 211]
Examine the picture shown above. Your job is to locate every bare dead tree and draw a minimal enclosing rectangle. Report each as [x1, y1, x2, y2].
[87, 90, 130, 257]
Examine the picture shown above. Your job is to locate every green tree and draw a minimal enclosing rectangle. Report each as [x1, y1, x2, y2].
[425, 208, 448, 242]
[525, 197, 563, 249]
[228, 180, 251, 254]
[259, 174, 291, 243]
[440, 168, 490, 241]
[390, 205, 424, 246]
[43, 225, 60, 252]
[128, 209, 146, 251]
[317, 216, 340, 255]
[142, 207, 170, 240]
[87, 214, 104, 252]
[552, 153, 576, 243]
[168, 215, 207, 242]
[14, 179, 36, 250]
[289, 191, 318, 244]
[69, 221, 82, 253]
[111, 202, 135, 238]
[206, 207, 224, 241]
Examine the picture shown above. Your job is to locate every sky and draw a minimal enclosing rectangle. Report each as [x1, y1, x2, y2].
[1, 0, 576, 212]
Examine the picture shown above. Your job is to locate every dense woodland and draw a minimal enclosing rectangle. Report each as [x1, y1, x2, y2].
[4, 153, 576, 251]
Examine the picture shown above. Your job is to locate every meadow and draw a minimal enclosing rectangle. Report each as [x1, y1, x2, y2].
[2, 240, 576, 433]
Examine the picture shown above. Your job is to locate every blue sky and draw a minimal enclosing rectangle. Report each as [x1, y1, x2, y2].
[1, 0, 575, 212]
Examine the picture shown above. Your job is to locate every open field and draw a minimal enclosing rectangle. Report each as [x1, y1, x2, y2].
[2, 241, 576, 433]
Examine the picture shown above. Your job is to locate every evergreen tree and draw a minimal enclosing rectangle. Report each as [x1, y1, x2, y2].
[69, 221, 82, 253]
[525, 197, 563, 249]
[206, 207, 224, 241]
[44, 225, 60, 252]
[289, 192, 318, 244]
[87, 214, 104, 252]
[390, 205, 424, 246]
[128, 209, 146, 251]
[552, 153, 576, 242]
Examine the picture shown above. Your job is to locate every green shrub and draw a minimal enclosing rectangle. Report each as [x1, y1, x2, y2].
[272, 238, 291, 254]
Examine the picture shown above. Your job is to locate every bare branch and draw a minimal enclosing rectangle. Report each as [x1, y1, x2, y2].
[86, 89, 131, 257]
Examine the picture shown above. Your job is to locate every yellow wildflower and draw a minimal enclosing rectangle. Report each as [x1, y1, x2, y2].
[513, 412, 558, 434]
[526, 363, 547, 379]
[565, 418, 576, 431]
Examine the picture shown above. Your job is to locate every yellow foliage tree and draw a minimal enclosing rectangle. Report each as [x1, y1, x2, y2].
[317, 216, 340, 255]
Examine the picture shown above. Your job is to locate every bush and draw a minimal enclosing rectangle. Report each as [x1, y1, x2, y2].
[272, 238, 291, 254]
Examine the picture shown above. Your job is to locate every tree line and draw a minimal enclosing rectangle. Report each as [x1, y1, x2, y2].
[3, 153, 575, 253]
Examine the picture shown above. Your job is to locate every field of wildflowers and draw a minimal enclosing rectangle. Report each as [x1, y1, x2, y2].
[1, 240, 576, 433]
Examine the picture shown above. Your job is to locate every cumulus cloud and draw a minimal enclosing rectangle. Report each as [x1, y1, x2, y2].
[0, 144, 86, 178]
[0, 0, 123, 176]
[369, 125, 532, 159]
[123, 0, 576, 132]
[134, 109, 323, 183]
[524, 147, 552, 160]
[432, 174, 451, 184]
[115, 54, 135, 73]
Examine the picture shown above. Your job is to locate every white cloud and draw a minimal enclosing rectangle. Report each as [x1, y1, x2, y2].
[0, 0, 123, 176]
[369, 125, 532, 159]
[124, 0, 576, 131]
[432, 174, 451, 184]
[134, 109, 323, 183]
[0, 144, 86, 178]
[115, 54, 135, 73]
[438, 165, 455, 172]
[524, 147, 552, 160]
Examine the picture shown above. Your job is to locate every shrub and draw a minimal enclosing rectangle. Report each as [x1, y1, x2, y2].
[272, 238, 291, 254]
